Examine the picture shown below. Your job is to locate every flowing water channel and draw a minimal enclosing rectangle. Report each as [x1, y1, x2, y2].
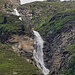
[33, 30, 49, 75]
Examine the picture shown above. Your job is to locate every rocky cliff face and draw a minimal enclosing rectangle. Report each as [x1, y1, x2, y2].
[37, 10, 75, 75]
[44, 24, 75, 75]
[7, 34, 33, 61]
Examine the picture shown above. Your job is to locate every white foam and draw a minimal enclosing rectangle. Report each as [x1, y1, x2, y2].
[33, 30, 49, 75]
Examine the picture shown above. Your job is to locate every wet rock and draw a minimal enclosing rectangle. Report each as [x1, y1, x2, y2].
[43, 25, 75, 75]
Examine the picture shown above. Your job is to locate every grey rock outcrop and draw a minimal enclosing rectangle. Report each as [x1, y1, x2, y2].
[43, 22, 75, 75]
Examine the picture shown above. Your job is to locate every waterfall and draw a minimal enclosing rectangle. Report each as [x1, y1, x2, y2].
[13, 8, 20, 16]
[11, 7, 49, 75]
[12, 8, 22, 20]
[33, 30, 49, 75]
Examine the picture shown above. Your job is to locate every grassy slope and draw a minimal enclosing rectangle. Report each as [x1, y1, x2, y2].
[21, 1, 75, 28]
[64, 42, 75, 75]
[34, 1, 75, 29]
[0, 44, 38, 75]
[0, 11, 31, 40]
[36, 8, 75, 36]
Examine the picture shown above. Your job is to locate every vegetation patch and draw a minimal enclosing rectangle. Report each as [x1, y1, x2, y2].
[0, 44, 39, 75]
[36, 9, 75, 37]
[63, 43, 75, 75]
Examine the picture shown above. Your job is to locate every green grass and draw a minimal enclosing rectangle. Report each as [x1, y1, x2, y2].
[35, 9, 75, 37]
[64, 55, 75, 75]
[0, 12, 30, 40]
[0, 24, 16, 33]
[0, 44, 39, 75]
[63, 43, 75, 75]
[0, 12, 20, 41]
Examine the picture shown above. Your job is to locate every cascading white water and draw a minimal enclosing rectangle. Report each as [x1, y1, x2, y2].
[14, 8, 20, 16]
[12, 8, 22, 20]
[33, 30, 49, 75]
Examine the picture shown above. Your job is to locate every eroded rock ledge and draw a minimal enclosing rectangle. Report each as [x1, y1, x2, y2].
[7, 34, 34, 62]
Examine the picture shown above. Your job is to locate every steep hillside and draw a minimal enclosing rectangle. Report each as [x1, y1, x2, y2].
[36, 8, 75, 75]
[19, 1, 75, 75]
[0, 0, 38, 75]
[0, 12, 39, 75]
[1, 0, 75, 75]
[0, 12, 32, 42]
[19, 1, 75, 28]
[0, 44, 38, 75]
